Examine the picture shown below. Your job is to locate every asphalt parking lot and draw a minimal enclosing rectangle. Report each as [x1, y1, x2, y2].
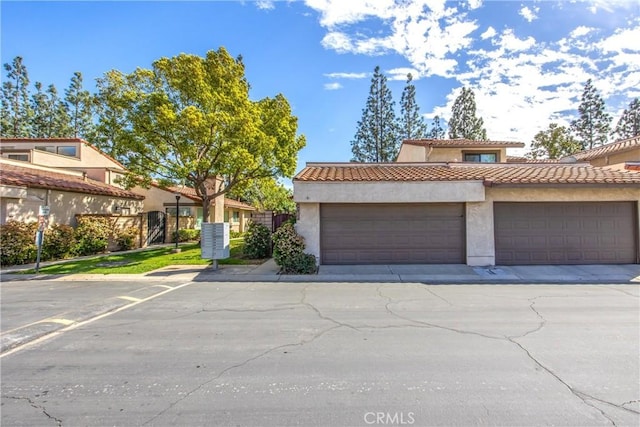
[1, 280, 639, 426]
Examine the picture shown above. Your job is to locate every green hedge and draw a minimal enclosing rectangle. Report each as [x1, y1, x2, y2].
[272, 222, 316, 274]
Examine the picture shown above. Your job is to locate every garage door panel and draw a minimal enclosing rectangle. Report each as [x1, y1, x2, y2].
[321, 203, 465, 264]
[495, 202, 637, 265]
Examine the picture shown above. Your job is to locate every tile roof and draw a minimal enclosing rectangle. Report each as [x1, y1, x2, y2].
[565, 136, 640, 161]
[625, 162, 640, 172]
[164, 185, 255, 210]
[403, 138, 525, 148]
[0, 137, 127, 170]
[506, 156, 560, 163]
[294, 162, 640, 186]
[0, 162, 145, 199]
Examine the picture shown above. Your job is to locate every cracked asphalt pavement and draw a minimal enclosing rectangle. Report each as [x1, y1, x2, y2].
[1, 281, 639, 426]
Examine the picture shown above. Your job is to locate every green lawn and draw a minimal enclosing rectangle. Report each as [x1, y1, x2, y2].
[25, 238, 265, 275]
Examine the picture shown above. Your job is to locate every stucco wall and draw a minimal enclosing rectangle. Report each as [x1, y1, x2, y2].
[396, 144, 426, 162]
[296, 183, 640, 266]
[589, 148, 640, 169]
[2, 188, 144, 225]
[296, 203, 320, 259]
[294, 181, 486, 203]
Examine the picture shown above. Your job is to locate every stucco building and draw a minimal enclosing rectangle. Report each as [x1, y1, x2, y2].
[294, 139, 640, 266]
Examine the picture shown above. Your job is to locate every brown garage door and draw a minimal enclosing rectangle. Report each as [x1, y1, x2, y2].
[494, 202, 637, 265]
[320, 203, 465, 264]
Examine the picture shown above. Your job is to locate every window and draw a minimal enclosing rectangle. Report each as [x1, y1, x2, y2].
[166, 207, 191, 216]
[56, 146, 77, 157]
[232, 211, 240, 222]
[7, 154, 28, 161]
[464, 153, 497, 163]
[35, 146, 56, 153]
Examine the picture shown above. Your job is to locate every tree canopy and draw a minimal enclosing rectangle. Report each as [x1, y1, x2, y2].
[448, 87, 487, 140]
[613, 98, 640, 141]
[571, 79, 611, 150]
[526, 123, 580, 160]
[93, 48, 305, 222]
[351, 66, 399, 162]
[398, 73, 427, 141]
[229, 177, 295, 214]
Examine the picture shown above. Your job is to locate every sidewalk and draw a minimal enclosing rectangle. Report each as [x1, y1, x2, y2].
[3, 258, 640, 284]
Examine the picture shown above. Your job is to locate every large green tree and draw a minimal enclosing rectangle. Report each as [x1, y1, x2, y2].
[1, 56, 32, 137]
[398, 73, 427, 141]
[613, 98, 640, 141]
[448, 87, 487, 140]
[65, 72, 95, 139]
[428, 115, 445, 139]
[526, 123, 580, 160]
[229, 177, 295, 214]
[351, 66, 399, 162]
[30, 82, 71, 138]
[571, 79, 611, 149]
[94, 48, 305, 222]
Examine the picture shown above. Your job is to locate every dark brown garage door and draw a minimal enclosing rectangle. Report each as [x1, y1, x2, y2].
[494, 202, 637, 265]
[320, 203, 465, 264]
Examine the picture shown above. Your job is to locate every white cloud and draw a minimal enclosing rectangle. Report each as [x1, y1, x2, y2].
[386, 67, 420, 81]
[498, 28, 536, 52]
[324, 72, 368, 79]
[255, 0, 275, 10]
[307, 0, 476, 77]
[480, 26, 496, 40]
[324, 82, 343, 90]
[305, 1, 640, 150]
[467, 0, 483, 10]
[519, 5, 539, 23]
[570, 25, 594, 38]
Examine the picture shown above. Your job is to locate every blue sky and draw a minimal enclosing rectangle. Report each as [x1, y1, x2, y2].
[2, 0, 639, 177]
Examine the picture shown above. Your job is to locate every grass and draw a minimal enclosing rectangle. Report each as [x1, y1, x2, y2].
[23, 238, 266, 275]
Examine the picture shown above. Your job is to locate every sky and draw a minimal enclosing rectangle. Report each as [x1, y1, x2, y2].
[2, 0, 640, 177]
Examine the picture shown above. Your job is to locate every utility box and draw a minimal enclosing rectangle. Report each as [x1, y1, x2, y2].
[201, 222, 230, 260]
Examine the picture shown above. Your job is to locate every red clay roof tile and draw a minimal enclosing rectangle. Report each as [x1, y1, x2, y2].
[294, 163, 640, 186]
[0, 162, 144, 199]
[565, 136, 640, 162]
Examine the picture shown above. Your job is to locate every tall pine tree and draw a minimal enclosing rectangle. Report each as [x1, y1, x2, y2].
[571, 79, 611, 149]
[30, 82, 52, 137]
[1, 56, 32, 137]
[428, 116, 445, 139]
[448, 87, 487, 140]
[65, 72, 95, 139]
[47, 84, 72, 137]
[398, 73, 427, 141]
[351, 66, 399, 162]
[613, 98, 640, 141]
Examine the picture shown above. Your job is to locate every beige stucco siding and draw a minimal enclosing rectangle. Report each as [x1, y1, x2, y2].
[294, 181, 486, 203]
[296, 203, 321, 259]
[396, 144, 426, 162]
[295, 182, 640, 266]
[589, 148, 640, 169]
[3, 188, 143, 225]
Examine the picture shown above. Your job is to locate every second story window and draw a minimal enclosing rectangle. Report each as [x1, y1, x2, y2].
[56, 146, 77, 157]
[35, 146, 56, 153]
[464, 153, 497, 163]
[7, 154, 28, 161]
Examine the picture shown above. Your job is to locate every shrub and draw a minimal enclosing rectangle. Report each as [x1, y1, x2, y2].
[42, 224, 76, 260]
[272, 222, 317, 274]
[230, 230, 244, 239]
[173, 228, 200, 242]
[0, 221, 38, 266]
[280, 252, 317, 274]
[116, 226, 140, 251]
[243, 220, 271, 259]
[74, 216, 111, 256]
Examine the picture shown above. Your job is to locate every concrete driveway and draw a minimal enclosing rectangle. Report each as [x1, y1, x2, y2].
[1, 281, 639, 426]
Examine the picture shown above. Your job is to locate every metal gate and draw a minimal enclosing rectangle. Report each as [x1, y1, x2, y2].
[147, 211, 166, 245]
